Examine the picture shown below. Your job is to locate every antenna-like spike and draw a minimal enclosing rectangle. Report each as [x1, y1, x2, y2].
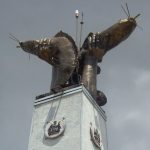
[75, 10, 79, 49]
[134, 14, 141, 19]
[79, 12, 84, 50]
[137, 24, 143, 31]
[121, 4, 129, 18]
[9, 33, 20, 43]
[9, 36, 18, 42]
[126, 3, 130, 17]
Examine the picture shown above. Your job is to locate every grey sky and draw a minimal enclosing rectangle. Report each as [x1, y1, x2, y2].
[0, 0, 150, 150]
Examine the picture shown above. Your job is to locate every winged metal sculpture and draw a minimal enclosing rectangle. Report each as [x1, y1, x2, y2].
[10, 4, 140, 106]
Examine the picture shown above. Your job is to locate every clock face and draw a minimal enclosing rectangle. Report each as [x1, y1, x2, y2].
[44, 118, 65, 139]
[90, 123, 103, 150]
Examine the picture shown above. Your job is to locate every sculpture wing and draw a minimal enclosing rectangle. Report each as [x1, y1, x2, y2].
[18, 31, 78, 90]
[50, 31, 78, 90]
[81, 32, 109, 62]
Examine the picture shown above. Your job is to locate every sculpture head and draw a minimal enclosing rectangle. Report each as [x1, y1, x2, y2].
[17, 41, 39, 54]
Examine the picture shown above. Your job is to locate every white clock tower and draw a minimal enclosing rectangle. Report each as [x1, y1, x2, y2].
[28, 85, 108, 150]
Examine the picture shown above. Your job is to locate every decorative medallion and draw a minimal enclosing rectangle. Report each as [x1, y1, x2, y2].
[90, 123, 102, 149]
[44, 118, 65, 139]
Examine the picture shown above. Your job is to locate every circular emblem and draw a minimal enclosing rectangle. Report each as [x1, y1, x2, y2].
[44, 118, 65, 139]
[90, 123, 103, 149]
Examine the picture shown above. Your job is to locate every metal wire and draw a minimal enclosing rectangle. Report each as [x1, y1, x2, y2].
[53, 90, 64, 120]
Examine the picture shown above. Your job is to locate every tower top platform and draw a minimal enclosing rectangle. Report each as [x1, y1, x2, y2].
[34, 85, 106, 120]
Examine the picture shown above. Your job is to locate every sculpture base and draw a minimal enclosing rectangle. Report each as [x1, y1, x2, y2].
[28, 85, 108, 150]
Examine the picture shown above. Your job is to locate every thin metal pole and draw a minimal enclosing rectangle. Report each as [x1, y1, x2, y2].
[76, 17, 78, 47]
[79, 12, 84, 50]
[75, 10, 79, 49]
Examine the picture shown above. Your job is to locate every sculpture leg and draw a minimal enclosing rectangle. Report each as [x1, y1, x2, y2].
[50, 66, 73, 93]
[81, 55, 97, 99]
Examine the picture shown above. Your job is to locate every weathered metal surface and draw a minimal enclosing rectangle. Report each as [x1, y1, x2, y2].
[82, 16, 138, 60]
[81, 55, 98, 99]
[96, 90, 107, 106]
[17, 31, 78, 92]
[80, 14, 139, 105]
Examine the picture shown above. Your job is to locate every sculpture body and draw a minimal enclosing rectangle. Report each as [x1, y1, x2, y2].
[81, 55, 98, 98]
[17, 32, 78, 90]
[11, 5, 140, 106]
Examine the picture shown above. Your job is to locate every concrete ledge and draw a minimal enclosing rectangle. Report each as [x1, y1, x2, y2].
[34, 85, 106, 121]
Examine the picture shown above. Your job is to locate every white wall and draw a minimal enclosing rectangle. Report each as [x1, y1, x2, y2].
[81, 93, 107, 150]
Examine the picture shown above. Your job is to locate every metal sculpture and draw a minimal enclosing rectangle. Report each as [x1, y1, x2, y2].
[90, 122, 102, 149]
[10, 4, 140, 106]
[44, 118, 66, 139]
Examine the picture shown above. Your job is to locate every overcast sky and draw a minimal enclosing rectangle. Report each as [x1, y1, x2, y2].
[0, 0, 150, 150]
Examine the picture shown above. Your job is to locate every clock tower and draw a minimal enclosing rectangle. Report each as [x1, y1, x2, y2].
[28, 85, 108, 150]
